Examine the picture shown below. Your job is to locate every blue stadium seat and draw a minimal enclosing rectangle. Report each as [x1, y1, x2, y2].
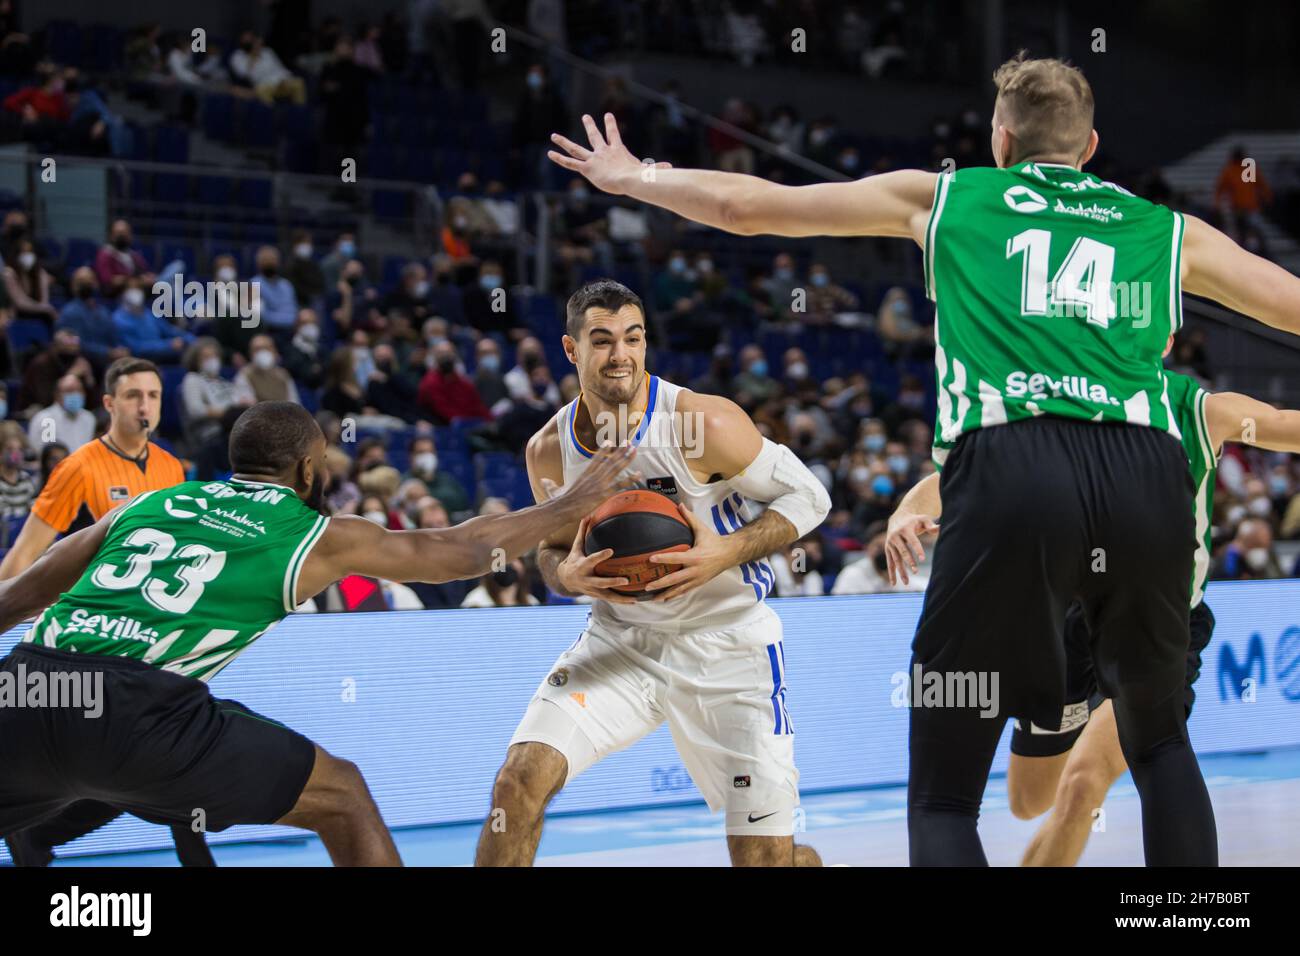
[154, 125, 191, 165]
[9, 319, 50, 353]
[153, 173, 189, 203]
[241, 102, 276, 149]
[203, 94, 236, 142]
[239, 178, 274, 209]
[64, 237, 99, 269]
[196, 176, 233, 206]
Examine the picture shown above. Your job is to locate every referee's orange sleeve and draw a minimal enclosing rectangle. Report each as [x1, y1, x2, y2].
[30, 455, 86, 532]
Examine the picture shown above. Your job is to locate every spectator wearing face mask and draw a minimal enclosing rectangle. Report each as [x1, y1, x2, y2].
[1212, 517, 1283, 581]
[364, 342, 419, 421]
[732, 344, 779, 405]
[473, 338, 509, 412]
[2, 238, 55, 324]
[330, 258, 383, 333]
[251, 246, 298, 342]
[405, 434, 469, 514]
[761, 252, 801, 324]
[207, 254, 258, 362]
[112, 277, 192, 362]
[284, 308, 326, 390]
[57, 267, 125, 365]
[232, 334, 300, 404]
[850, 462, 898, 532]
[462, 558, 539, 608]
[180, 337, 251, 479]
[503, 337, 560, 407]
[511, 62, 568, 189]
[384, 262, 434, 325]
[876, 286, 933, 359]
[417, 341, 492, 424]
[832, 534, 926, 595]
[284, 230, 324, 309]
[463, 261, 520, 337]
[0, 428, 33, 528]
[805, 263, 861, 326]
[93, 219, 155, 298]
[320, 232, 357, 290]
[771, 533, 826, 597]
[27, 374, 95, 451]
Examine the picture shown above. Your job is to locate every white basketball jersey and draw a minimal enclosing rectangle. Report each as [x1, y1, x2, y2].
[556, 374, 775, 632]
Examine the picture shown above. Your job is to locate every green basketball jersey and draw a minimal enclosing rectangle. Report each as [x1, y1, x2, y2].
[25, 478, 329, 682]
[1165, 371, 1218, 608]
[924, 161, 1186, 466]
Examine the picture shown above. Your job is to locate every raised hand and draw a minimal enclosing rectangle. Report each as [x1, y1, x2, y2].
[548, 113, 672, 196]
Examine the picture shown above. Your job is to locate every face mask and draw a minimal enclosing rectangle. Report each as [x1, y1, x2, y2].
[810, 129, 829, 146]
[413, 280, 430, 297]
[887, 454, 909, 474]
[216, 266, 237, 282]
[899, 392, 925, 410]
[570, 186, 589, 202]
[749, 359, 768, 377]
[201, 356, 221, 376]
[4, 449, 21, 467]
[478, 354, 500, 372]
[346, 274, 363, 287]
[123, 288, 144, 308]
[297, 323, 320, 343]
[811, 273, 828, 287]
[787, 362, 809, 380]
[479, 273, 502, 291]
[492, 565, 519, 587]
[363, 509, 387, 526]
[437, 356, 456, 374]
[526, 72, 543, 90]
[294, 243, 312, 259]
[112, 235, 131, 251]
[0, 400, 7, 419]
[1248, 496, 1272, 517]
[1227, 504, 1248, 525]
[774, 267, 794, 282]
[76, 284, 95, 299]
[697, 259, 713, 274]
[260, 265, 278, 278]
[893, 299, 910, 315]
[863, 434, 886, 453]
[1245, 547, 1271, 571]
[840, 154, 859, 171]
[17, 252, 35, 270]
[338, 240, 356, 257]
[453, 216, 468, 230]
[669, 257, 686, 274]
[1270, 475, 1290, 497]
[871, 475, 895, 497]
[413, 452, 437, 475]
[253, 350, 276, 370]
[62, 392, 85, 414]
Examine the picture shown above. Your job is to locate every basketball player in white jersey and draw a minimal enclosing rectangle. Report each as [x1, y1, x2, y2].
[474, 279, 831, 867]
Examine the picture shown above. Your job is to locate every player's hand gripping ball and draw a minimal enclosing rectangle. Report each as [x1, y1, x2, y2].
[583, 490, 694, 600]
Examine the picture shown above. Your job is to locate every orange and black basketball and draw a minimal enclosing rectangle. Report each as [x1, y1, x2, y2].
[584, 489, 694, 599]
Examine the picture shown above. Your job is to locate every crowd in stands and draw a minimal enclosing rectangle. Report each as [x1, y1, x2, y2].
[0, 4, 1291, 610]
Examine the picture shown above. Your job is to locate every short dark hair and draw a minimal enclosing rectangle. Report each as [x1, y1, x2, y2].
[229, 401, 323, 475]
[105, 357, 161, 395]
[564, 279, 644, 338]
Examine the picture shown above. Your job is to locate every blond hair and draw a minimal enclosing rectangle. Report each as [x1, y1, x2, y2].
[992, 51, 1094, 164]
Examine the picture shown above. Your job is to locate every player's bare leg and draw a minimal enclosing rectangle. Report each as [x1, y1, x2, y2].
[1021, 701, 1127, 867]
[475, 742, 567, 866]
[727, 835, 821, 867]
[277, 745, 401, 866]
[1006, 751, 1071, 820]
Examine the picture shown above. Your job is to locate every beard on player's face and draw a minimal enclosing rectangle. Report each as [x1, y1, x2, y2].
[584, 356, 641, 405]
[303, 461, 330, 514]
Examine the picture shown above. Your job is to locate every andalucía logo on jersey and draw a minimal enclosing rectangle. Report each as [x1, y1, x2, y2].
[1053, 198, 1125, 224]
[1003, 185, 1047, 213]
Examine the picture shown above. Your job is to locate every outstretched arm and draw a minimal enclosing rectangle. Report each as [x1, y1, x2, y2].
[1182, 214, 1300, 338]
[1206, 391, 1300, 455]
[549, 113, 937, 243]
[0, 514, 111, 632]
[297, 445, 639, 602]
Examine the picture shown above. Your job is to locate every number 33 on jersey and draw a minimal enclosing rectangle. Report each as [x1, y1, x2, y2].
[25, 478, 329, 682]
